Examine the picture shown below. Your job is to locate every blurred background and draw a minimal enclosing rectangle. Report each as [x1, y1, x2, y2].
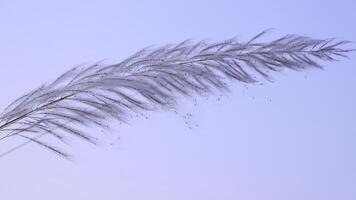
[0, 0, 355, 199]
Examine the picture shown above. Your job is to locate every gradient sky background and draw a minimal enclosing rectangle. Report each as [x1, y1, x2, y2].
[0, 0, 355, 199]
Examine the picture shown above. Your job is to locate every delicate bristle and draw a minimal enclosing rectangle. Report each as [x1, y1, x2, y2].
[0, 32, 352, 158]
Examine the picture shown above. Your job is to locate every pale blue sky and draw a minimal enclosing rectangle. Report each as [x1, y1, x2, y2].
[0, 0, 355, 199]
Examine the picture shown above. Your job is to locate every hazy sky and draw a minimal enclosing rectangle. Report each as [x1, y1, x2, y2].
[0, 0, 355, 199]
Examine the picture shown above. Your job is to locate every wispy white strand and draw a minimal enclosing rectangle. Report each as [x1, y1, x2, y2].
[0, 31, 353, 158]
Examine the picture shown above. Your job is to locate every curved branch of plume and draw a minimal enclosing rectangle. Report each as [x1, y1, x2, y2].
[0, 31, 353, 158]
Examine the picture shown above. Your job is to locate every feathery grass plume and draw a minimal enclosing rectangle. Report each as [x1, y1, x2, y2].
[0, 31, 353, 158]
